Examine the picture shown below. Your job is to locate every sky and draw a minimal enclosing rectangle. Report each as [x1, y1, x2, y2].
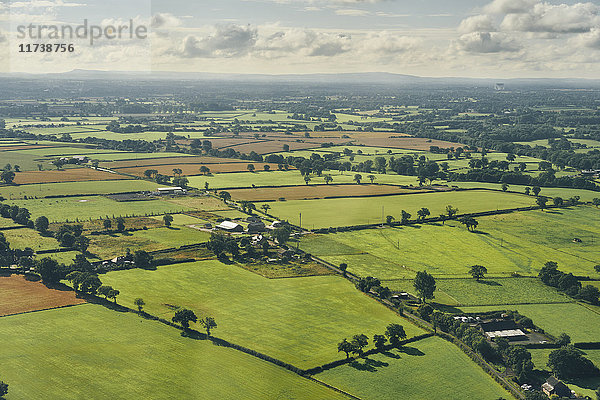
[0, 0, 599, 78]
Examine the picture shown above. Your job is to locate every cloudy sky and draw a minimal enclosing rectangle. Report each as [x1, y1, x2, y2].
[1, 0, 600, 78]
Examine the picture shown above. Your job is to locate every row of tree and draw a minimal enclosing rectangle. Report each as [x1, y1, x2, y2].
[539, 261, 600, 304]
[337, 324, 407, 359]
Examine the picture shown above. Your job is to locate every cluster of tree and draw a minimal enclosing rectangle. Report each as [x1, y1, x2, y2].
[355, 276, 391, 299]
[172, 308, 217, 336]
[414, 270, 436, 303]
[0, 203, 32, 226]
[337, 324, 407, 359]
[106, 121, 145, 133]
[1, 163, 16, 184]
[54, 224, 90, 252]
[539, 261, 600, 304]
[548, 344, 599, 379]
[100, 217, 126, 232]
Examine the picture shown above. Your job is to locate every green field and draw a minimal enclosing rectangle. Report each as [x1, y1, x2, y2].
[8, 196, 191, 222]
[460, 303, 600, 343]
[88, 226, 211, 259]
[100, 260, 424, 368]
[316, 336, 514, 400]
[300, 206, 600, 278]
[382, 278, 570, 307]
[0, 180, 158, 200]
[265, 190, 535, 229]
[3, 228, 60, 251]
[451, 182, 600, 202]
[33, 250, 82, 265]
[0, 304, 344, 400]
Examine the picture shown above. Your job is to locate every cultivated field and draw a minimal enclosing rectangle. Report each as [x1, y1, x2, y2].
[102, 156, 246, 169]
[266, 190, 535, 229]
[0, 304, 345, 399]
[0, 180, 158, 199]
[0, 275, 85, 316]
[2, 228, 61, 251]
[316, 336, 514, 400]
[100, 260, 424, 368]
[115, 162, 285, 177]
[12, 169, 130, 185]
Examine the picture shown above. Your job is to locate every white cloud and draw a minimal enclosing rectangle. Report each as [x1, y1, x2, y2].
[335, 9, 369, 16]
[9, 0, 84, 8]
[483, 0, 537, 15]
[454, 31, 521, 53]
[458, 15, 496, 33]
[179, 24, 258, 58]
[255, 27, 351, 57]
[500, 2, 600, 34]
[151, 13, 182, 29]
[574, 27, 600, 48]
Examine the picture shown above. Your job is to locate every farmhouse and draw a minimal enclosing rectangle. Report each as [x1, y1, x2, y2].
[216, 221, 243, 232]
[247, 221, 266, 233]
[479, 320, 528, 341]
[157, 186, 187, 195]
[541, 376, 574, 398]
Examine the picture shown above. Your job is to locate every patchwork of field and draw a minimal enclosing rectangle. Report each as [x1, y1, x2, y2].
[101, 156, 245, 169]
[0, 275, 85, 316]
[0, 304, 345, 400]
[316, 336, 513, 400]
[8, 196, 192, 222]
[100, 260, 424, 368]
[460, 303, 600, 343]
[228, 184, 425, 202]
[266, 190, 535, 229]
[0, 180, 159, 200]
[11, 168, 130, 184]
[353, 137, 462, 150]
[300, 206, 600, 279]
[452, 182, 600, 202]
[115, 162, 285, 177]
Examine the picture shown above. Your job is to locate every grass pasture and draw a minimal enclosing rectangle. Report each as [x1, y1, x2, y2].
[316, 336, 514, 400]
[0, 180, 158, 199]
[100, 260, 424, 368]
[301, 206, 600, 279]
[228, 184, 425, 202]
[8, 196, 192, 222]
[0, 275, 85, 316]
[0, 304, 345, 400]
[114, 162, 284, 177]
[3, 228, 61, 251]
[267, 190, 534, 229]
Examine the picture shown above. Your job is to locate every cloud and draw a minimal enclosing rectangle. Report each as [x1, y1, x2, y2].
[180, 24, 257, 58]
[483, 0, 537, 15]
[454, 32, 521, 53]
[151, 13, 182, 29]
[0, 30, 6, 43]
[359, 31, 420, 55]
[335, 9, 369, 16]
[575, 27, 600, 48]
[458, 15, 497, 33]
[500, 2, 600, 34]
[255, 28, 351, 57]
[9, 0, 84, 8]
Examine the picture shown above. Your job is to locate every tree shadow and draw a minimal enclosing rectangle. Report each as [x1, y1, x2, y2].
[478, 280, 502, 286]
[82, 294, 129, 313]
[472, 230, 489, 235]
[44, 282, 74, 292]
[381, 351, 401, 359]
[166, 226, 181, 230]
[434, 304, 463, 313]
[349, 357, 389, 372]
[545, 210, 563, 215]
[398, 346, 425, 356]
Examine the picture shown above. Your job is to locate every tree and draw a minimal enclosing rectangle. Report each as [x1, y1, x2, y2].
[556, 333, 571, 347]
[446, 205, 459, 219]
[595, 386, 600, 400]
[219, 191, 231, 202]
[116, 217, 125, 232]
[385, 323, 407, 347]
[351, 334, 369, 356]
[172, 308, 197, 330]
[34, 216, 49, 233]
[501, 183, 509, 192]
[247, 164, 255, 172]
[414, 270, 436, 302]
[548, 345, 599, 379]
[273, 225, 292, 244]
[103, 219, 112, 230]
[400, 210, 411, 224]
[263, 165, 270, 172]
[134, 298, 145, 312]
[200, 316, 217, 336]
[416, 207, 430, 222]
[72, 253, 92, 272]
[199, 166, 210, 175]
[163, 214, 173, 227]
[303, 175, 311, 185]
[66, 271, 102, 294]
[532, 186, 541, 196]
[536, 196, 548, 210]
[386, 215, 395, 225]
[579, 285, 600, 304]
[459, 216, 478, 232]
[353, 174, 362, 184]
[553, 197, 564, 206]
[0, 380, 7, 397]
[338, 339, 355, 359]
[133, 250, 154, 269]
[339, 263, 347, 277]
[595, 265, 600, 273]
[373, 334, 387, 349]
[74, 236, 90, 253]
[35, 257, 63, 284]
[367, 174, 376, 184]
[323, 174, 333, 184]
[593, 198, 600, 208]
[525, 187, 531, 196]
[261, 204, 271, 214]
[0, 170, 15, 184]
[97, 285, 114, 300]
[469, 265, 488, 281]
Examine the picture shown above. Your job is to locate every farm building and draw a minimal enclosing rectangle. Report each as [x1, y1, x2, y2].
[479, 320, 528, 341]
[157, 187, 187, 195]
[247, 221, 266, 233]
[216, 221, 243, 232]
[541, 376, 574, 398]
